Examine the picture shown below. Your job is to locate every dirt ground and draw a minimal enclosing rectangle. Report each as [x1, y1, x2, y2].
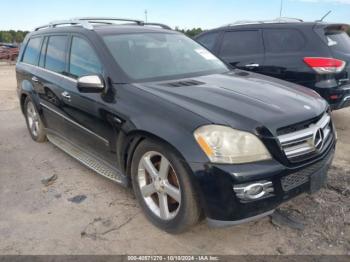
[0, 64, 349, 255]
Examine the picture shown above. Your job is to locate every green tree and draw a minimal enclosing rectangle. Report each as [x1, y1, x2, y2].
[0, 30, 28, 43]
[15, 31, 25, 43]
[175, 27, 203, 38]
[1, 31, 13, 43]
[8, 30, 16, 42]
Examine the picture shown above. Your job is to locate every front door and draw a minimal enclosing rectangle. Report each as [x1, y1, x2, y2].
[57, 35, 118, 167]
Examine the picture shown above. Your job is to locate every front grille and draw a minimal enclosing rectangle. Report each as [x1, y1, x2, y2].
[277, 114, 323, 136]
[277, 113, 333, 163]
[281, 157, 328, 191]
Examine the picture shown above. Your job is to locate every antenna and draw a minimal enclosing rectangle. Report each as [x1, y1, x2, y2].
[279, 0, 284, 18]
[317, 10, 332, 22]
[144, 9, 148, 23]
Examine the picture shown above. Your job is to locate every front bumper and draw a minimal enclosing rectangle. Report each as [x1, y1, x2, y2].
[189, 141, 335, 226]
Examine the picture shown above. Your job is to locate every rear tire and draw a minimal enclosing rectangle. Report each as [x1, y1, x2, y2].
[24, 97, 46, 143]
[131, 139, 201, 233]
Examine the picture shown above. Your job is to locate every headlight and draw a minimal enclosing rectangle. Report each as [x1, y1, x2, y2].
[194, 125, 271, 164]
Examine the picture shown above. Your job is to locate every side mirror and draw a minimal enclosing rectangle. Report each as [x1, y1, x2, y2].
[77, 75, 105, 93]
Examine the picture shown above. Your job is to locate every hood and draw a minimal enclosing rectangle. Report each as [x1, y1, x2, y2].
[135, 71, 327, 135]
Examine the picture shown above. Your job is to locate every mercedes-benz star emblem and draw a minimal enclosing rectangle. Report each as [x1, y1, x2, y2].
[313, 128, 324, 152]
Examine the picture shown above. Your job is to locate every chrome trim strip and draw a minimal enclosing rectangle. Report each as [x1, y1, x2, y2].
[284, 146, 315, 158]
[234, 181, 274, 201]
[19, 62, 78, 83]
[278, 114, 330, 145]
[280, 133, 313, 146]
[207, 210, 275, 228]
[40, 102, 109, 146]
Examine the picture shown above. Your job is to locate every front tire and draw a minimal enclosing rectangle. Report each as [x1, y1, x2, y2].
[131, 139, 201, 233]
[24, 97, 46, 142]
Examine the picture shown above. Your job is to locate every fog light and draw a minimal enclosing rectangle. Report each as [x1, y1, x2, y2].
[234, 181, 274, 201]
[246, 184, 264, 197]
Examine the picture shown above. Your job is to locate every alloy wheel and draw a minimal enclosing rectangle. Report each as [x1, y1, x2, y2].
[26, 101, 40, 137]
[137, 151, 181, 220]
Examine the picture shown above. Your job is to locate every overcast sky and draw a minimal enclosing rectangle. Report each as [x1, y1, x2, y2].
[1, 0, 350, 31]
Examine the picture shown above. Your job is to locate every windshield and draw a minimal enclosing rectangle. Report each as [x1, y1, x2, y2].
[103, 33, 228, 81]
[326, 31, 350, 53]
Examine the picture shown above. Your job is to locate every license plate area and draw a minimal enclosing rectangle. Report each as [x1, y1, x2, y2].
[281, 150, 334, 193]
[309, 168, 328, 194]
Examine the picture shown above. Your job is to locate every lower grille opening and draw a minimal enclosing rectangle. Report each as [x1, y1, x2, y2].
[281, 156, 329, 191]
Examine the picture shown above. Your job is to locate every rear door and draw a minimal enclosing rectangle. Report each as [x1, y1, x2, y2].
[217, 30, 265, 73]
[34, 34, 69, 136]
[17, 36, 43, 97]
[261, 28, 307, 84]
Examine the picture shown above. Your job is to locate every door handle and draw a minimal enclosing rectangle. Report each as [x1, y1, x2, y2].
[31, 76, 40, 82]
[245, 63, 260, 68]
[61, 91, 71, 101]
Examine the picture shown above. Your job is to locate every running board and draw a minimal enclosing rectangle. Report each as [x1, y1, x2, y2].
[47, 133, 128, 186]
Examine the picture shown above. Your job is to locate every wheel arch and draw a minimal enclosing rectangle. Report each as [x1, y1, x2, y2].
[19, 80, 41, 114]
[120, 128, 206, 220]
[118, 129, 189, 179]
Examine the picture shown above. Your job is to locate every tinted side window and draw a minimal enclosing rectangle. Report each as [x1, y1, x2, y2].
[196, 32, 219, 51]
[69, 37, 102, 78]
[39, 37, 48, 68]
[220, 30, 263, 57]
[264, 29, 305, 53]
[45, 36, 68, 73]
[22, 37, 42, 65]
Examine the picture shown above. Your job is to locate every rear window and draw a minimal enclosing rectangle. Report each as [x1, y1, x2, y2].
[326, 31, 350, 53]
[264, 29, 305, 53]
[220, 30, 263, 57]
[45, 36, 68, 74]
[22, 37, 42, 65]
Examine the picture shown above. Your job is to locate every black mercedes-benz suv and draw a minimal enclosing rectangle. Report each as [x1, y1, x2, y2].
[195, 18, 350, 110]
[16, 18, 336, 233]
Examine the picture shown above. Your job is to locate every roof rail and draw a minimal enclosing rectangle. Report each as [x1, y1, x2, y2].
[276, 17, 304, 22]
[34, 19, 94, 31]
[75, 17, 143, 25]
[34, 17, 172, 31]
[142, 22, 172, 30]
[224, 17, 304, 27]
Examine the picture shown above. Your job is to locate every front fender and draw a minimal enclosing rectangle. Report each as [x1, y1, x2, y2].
[121, 115, 209, 167]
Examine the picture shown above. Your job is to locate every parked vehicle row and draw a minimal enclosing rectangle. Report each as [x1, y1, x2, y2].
[16, 18, 336, 233]
[195, 19, 350, 110]
[0, 43, 19, 61]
